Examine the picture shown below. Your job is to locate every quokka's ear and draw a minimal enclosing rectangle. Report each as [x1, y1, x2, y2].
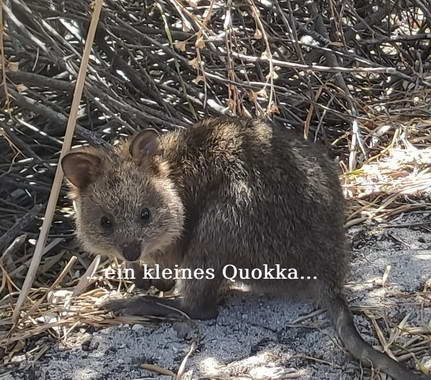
[61, 150, 103, 189]
[129, 129, 160, 160]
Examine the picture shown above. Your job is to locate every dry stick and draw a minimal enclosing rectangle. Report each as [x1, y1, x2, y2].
[0, 0, 10, 109]
[228, 50, 431, 88]
[176, 340, 197, 379]
[0, 204, 42, 253]
[228, 51, 398, 73]
[72, 255, 101, 297]
[308, 2, 365, 171]
[248, 0, 276, 116]
[12, 0, 104, 324]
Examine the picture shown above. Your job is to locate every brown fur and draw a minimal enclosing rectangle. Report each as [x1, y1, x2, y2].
[62, 116, 429, 380]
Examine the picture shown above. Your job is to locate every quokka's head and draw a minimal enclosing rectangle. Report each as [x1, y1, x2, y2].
[61, 130, 184, 262]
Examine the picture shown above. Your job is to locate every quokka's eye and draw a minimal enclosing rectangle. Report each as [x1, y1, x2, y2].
[140, 208, 151, 223]
[100, 216, 113, 229]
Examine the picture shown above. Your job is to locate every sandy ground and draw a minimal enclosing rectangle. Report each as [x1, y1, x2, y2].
[3, 213, 431, 380]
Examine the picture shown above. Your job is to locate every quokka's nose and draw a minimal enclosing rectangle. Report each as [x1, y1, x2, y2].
[122, 241, 141, 261]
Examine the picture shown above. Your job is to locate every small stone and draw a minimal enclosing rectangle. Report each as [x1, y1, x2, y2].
[81, 339, 92, 352]
[132, 324, 145, 331]
[89, 340, 99, 351]
[419, 356, 431, 374]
